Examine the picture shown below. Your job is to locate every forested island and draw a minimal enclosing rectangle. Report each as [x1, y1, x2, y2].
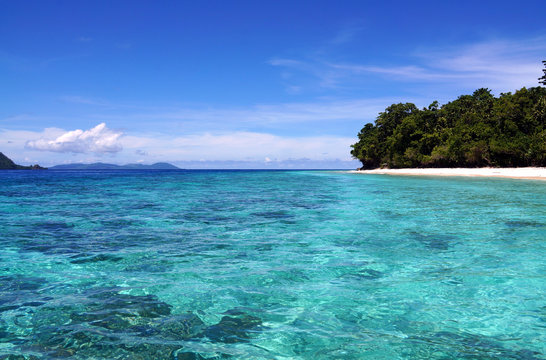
[0, 152, 46, 170]
[351, 86, 546, 169]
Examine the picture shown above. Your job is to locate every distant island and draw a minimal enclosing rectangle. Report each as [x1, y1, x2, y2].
[49, 162, 179, 170]
[351, 86, 546, 169]
[0, 152, 46, 170]
[0, 153, 179, 170]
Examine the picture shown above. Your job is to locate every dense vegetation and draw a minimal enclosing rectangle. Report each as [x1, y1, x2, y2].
[0, 152, 45, 170]
[351, 86, 546, 169]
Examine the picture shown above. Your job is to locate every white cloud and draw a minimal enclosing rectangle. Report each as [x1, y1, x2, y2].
[92, 97, 397, 131]
[120, 131, 357, 161]
[25, 123, 123, 154]
[418, 38, 546, 90]
[270, 36, 546, 93]
[2, 126, 359, 168]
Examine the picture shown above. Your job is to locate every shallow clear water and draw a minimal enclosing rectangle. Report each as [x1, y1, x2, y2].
[0, 170, 545, 359]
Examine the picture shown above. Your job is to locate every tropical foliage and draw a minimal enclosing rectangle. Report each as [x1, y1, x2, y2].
[351, 87, 546, 168]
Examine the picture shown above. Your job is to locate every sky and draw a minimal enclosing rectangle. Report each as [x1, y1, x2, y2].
[1, 0, 545, 169]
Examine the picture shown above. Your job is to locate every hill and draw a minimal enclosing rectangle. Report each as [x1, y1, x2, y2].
[0, 152, 46, 170]
[49, 162, 179, 170]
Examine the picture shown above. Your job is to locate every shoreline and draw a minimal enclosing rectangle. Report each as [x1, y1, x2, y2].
[349, 167, 546, 180]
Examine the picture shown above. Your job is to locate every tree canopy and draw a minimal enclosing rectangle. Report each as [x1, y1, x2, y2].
[0, 152, 45, 170]
[351, 87, 546, 169]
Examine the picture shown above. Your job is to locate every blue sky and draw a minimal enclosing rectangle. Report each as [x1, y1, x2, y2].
[1, 0, 545, 168]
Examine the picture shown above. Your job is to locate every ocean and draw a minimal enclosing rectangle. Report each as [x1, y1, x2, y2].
[0, 170, 544, 359]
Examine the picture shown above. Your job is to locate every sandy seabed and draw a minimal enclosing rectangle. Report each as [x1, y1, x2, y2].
[349, 167, 546, 180]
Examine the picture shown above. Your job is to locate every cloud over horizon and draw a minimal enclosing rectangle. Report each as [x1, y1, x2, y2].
[25, 123, 123, 154]
[120, 131, 357, 161]
[1, 125, 359, 168]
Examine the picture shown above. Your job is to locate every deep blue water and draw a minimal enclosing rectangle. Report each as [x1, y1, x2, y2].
[0, 170, 545, 359]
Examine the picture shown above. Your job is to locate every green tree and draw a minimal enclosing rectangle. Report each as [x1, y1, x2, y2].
[351, 86, 546, 169]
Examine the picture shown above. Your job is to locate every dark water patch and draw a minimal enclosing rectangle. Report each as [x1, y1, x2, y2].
[130, 324, 161, 337]
[377, 209, 402, 220]
[505, 220, 545, 229]
[69, 253, 123, 264]
[100, 218, 141, 229]
[130, 202, 159, 210]
[120, 343, 232, 360]
[21, 243, 82, 255]
[0, 305, 19, 313]
[205, 309, 262, 344]
[254, 243, 274, 252]
[181, 213, 231, 225]
[339, 268, 384, 280]
[15, 222, 84, 255]
[410, 232, 457, 250]
[1, 299, 47, 315]
[22, 302, 46, 307]
[0, 189, 29, 198]
[209, 243, 231, 251]
[23, 305, 74, 331]
[290, 202, 324, 210]
[0, 275, 46, 292]
[280, 219, 297, 225]
[34, 328, 123, 358]
[157, 313, 206, 340]
[117, 343, 193, 360]
[14, 289, 257, 358]
[88, 314, 131, 331]
[251, 210, 294, 220]
[33, 222, 74, 232]
[175, 353, 206, 360]
[16, 290, 183, 358]
[15, 222, 81, 253]
[21, 221, 81, 241]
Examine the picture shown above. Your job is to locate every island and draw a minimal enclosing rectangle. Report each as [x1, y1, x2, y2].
[351, 86, 546, 170]
[0, 152, 46, 170]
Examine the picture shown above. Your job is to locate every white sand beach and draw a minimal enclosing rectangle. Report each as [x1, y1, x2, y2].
[350, 167, 546, 180]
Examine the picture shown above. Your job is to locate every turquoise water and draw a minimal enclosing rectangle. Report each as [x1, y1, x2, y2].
[0, 170, 545, 359]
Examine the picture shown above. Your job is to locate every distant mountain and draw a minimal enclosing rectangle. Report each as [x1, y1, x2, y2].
[49, 162, 179, 170]
[0, 152, 46, 170]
